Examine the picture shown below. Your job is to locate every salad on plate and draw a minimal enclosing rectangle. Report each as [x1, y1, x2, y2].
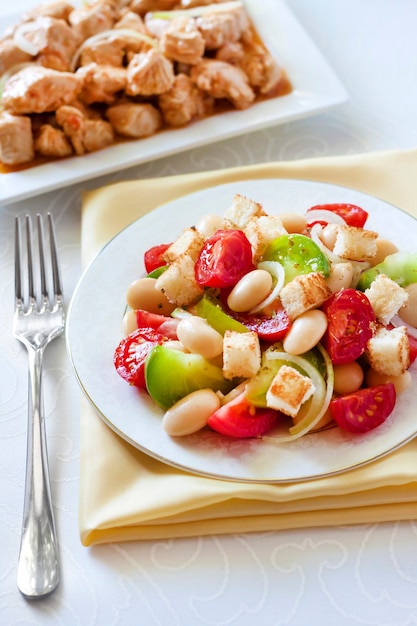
[113, 193, 417, 442]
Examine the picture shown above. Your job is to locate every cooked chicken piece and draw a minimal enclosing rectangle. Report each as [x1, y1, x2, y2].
[158, 72, 211, 126]
[76, 63, 127, 104]
[215, 41, 244, 65]
[2, 66, 82, 114]
[0, 111, 34, 165]
[0, 38, 33, 75]
[126, 48, 174, 96]
[190, 59, 255, 109]
[69, 0, 119, 40]
[240, 42, 282, 94]
[23, 16, 82, 72]
[128, 0, 178, 17]
[55, 104, 115, 155]
[79, 37, 126, 67]
[160, 17, 205, 65]
[106, 102, 162, 137]
[114, 10, 147, 33]
[34, 123, 73, 157]
[23, 1, 74, 22]
[196, 7, 250, 50]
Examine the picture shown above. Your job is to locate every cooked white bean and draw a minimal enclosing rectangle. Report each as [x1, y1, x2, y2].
[122, 309, 137, 336]
[227, 269, 273, 312]
[162, 389, 221, 436]
[320, 223, 338, 250]
[370, 238, 399, 266]
[333, 361, 364, 395]
[365, 368, 412, 394]
[398, 283, 417, 328]
[283, 309, 328, 355]
[126, 277, 176, 315]
[176, 316, 223, 359]
[326, 262, 354, 292]
[196, 213, 224, 238]
[278, 212, 307, 233]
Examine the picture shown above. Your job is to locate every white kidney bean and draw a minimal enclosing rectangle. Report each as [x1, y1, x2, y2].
[176, 316, 223, 359]
[196, 213, 224, 238]
[333, 361, 364, 395]
[365, 368, 412, 394]
[283, 309, 328, 355]
[227, 269, 273, 313]
[398, 283, 417, 328]
[162, 388, 221, 436]
[370, 238, 399, 266]
[326, 262, 354, 292]
[278, 212, 307, 233]
[122, 309, 137, 336]
[126, 277, 176, 315]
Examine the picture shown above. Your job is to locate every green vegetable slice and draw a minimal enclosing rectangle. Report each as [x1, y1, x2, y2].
[356, 251, 417, 290]
[262, 234, 330, 283]
[194, 294, 248, 336]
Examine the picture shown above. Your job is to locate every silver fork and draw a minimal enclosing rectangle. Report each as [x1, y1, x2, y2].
[14, 213, 65, 599]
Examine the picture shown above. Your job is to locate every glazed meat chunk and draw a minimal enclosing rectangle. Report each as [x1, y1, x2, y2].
[160, 17, 205, 65]
[76, 63, 127, 104]
[2, 66, 82, 114]
[21, 16, 82, 72]
[128, 0, 178, 17]
[78, 37, 126, 67]
[23, 1, 74, 22]
[55, 104, 114, 155]
[106, 102, 162, 137]
[158, 73, 212, 126]
[34, 123, 73, 157]
[69, 0, 119, 39]
[0, 112, 34, 165]
[215, 41, 245, 64]
[196, 7, 250, 50]
[190, 59, 255, 109]
[126, 48, 174, 96]
[240, 43, 283, 94]
[0, 39, 32, 75]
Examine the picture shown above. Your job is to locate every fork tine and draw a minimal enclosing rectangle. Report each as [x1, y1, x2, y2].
[14, 216, 22, 304]
[26, 215, 35, 302]
[48, 213, 63, 300]
[37, 214, 48, 301]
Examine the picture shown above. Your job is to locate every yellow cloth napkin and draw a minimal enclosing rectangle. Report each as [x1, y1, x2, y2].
[79, 148, 417, 546]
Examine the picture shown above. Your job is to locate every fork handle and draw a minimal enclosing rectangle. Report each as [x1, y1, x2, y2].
[17, 345, 60, 599]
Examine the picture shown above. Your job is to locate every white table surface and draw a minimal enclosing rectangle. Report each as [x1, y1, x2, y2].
[2, 1, 417, 624]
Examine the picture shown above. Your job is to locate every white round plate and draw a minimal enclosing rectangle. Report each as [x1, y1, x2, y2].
[67, 179, 417, 482]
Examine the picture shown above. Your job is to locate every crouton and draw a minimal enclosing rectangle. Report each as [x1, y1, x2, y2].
[155, 253, 203, 306]
[365, 274, 409, 324]
[266, 365, 315, 418]
[366, 325, 410, 376]
[333, 225, 378, 261]
[279, 272, 332, 320]
[223, 193, 266, 229]
[222, 330, 261, 380]
[244, 214, 288, 261]
[162, 226, 205, 263]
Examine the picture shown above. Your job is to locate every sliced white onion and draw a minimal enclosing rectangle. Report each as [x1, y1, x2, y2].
[390, 314, 417, 339]
[151, 0, 243, 19]
[13, 22, 41, 56]
[249, 261, 285, 314]
[70, 28, 159, 71]
[261, 344, 334, 443]
[305, 209, 347, 226]
[310, 223, 345, 264]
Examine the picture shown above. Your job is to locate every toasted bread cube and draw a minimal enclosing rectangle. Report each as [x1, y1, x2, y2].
[244, 214, 288, 261]
[266, 365, 315, 418]
[223, 193, 266, 229]
[366, 325, 410, 376]
[155, 252, 203, 306]
[333, 225, 378, 261]
[279, 272, 332, 320]
[365, 274, 409, 324]
[222, 330, 261, 380]
[162, 226, 205, 263]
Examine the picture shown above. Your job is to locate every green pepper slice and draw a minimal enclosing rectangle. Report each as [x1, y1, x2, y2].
[262, 234, 330, 283]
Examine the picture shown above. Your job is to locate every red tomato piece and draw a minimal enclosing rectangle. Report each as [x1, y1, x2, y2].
[207, 393, 280, 438]
[135, 310, 179, 339]
[114, 327, 167, 388]
[307, 203, 368, 228]
[232, 302, 291, 342]
[144, 243, 171, 274]
[407, 333, 417, 364]
[322, 289, 375, 364]
[195, 230, 255, 288]
[330, 383, 396, 433]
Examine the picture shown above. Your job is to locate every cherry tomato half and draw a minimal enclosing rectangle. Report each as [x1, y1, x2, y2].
[321, 289, 375, 364]
[135, 310, 179, 339]
[144, 243, 172, 274]
[330, 383, 396, 433]
[207, 393, 280, 438]
[232, 302, 291, 342]
[114, 327, 167, 388]
[195, 230, 255, 288]
[307, 203, 368, 228]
